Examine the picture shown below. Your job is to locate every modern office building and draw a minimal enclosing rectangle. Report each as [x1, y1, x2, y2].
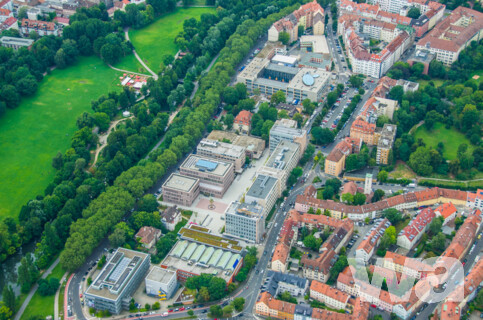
[0, 36, 34, 50]
[245, 174, 279, 218]
[196, 139, 246, 173]
[269, 119, 307, 153]
[85, 248, 150, 314]
[162, 173, 200, 206]
[225, 201, 265, 243]
[179, 155, 235, 198]
[258, 140, 300, 194]
[145, 267, 178, 299]
[376, 124, 397, 164]
[236, 57, 331, 103]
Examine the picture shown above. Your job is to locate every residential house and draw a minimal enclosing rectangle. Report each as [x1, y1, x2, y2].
[135, 226, 162, 249]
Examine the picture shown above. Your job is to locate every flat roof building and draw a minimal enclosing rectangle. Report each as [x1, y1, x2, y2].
[197, 139, 246, 173]
[161, 227, 244, 284]
[85, 248, 150, 314]
[206, 131, 266, 159]
[258, 140, 301, 194]
[0, 36, 34, 50]
[300, 35, 330, 55]
[162, 173, 200, 206]
[376, 124, 397, 165]
[225, 201, 265, 243]
[180, 155, 235, 198]
[237, 57, 331, 103]
[269, 119, 308, 153]
[245, 174, 279, 218]
[145, 267, 177, 299]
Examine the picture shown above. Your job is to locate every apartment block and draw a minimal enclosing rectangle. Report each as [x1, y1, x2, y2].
[310, 280, 350, 310]
[162, 174, 200, 206]
[356, 218, 391, 263]
[179, 155, 234, 198]
[262, 270, 309, 297]
[397, 207, 435, 250]
[196, 139, 246, 173]
[416, 7, 483, 65]
[376, 124, 397, 165]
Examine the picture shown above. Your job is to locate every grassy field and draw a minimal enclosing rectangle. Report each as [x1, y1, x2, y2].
[418, 78, 444, 89]
[129, 7, 215, 72]
[0, 56, 122, 219]
[412, 122, 474, 160]
[21, 264, 66, 320]
[113, 53, 147, 74]
[389, 163, 416, 180]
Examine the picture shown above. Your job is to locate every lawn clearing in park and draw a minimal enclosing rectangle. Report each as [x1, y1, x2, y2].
[113, 53, 147, 74]
[129, 7, 215, 72]
[412, 122, 474, 160]
[21, 264, 67, 320]
[417, 78, 444, 89]
[0, 56, 122, 219]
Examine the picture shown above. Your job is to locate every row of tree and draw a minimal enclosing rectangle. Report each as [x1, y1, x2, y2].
[59, 1, 303, 271]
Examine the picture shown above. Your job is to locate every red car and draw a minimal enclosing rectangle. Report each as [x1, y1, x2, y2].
[168, 310, 173, 313]
[331, 124, 337, 129]
[371, 304, 377, 308]
[179, 307, 186, 311]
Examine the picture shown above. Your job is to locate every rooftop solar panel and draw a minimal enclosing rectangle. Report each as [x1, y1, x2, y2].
[108, 257, 130, 282]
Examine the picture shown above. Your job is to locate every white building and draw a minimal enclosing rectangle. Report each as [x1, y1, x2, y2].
[145, 267, 177, 299]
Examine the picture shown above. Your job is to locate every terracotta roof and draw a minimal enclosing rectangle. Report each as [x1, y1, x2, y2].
[435, 202, 457, 220]
[417, 6, 483, 52]
[21, 19, 56, 31]
[135, 226, 161, 245]
[257, 292, 296, 314]
[235, 110, 252, 126]
[351, 118, 376, 134]
[399, 208, 435, 243]
[0, 8, 10, 15]
[356, 218, 390, 254]
[342, 181, 358, 196]
[272, 242, 290, 265]
[2, 16, 15, 27]
[441, 211, 481, 260]
[162, 206, 180, 224]
[384, 251, 432, 274]
[326, 148, 345, 162]
[310, 280, 349, 304]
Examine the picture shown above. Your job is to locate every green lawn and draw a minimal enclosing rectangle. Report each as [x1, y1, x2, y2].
[418, 79, 444, 89]
[0, 56, 122, 219]
[21, 264, 66, 320]
[113, 53, 147, 74]
[129, 7, 215, 72]
[412, 122, 474, 160]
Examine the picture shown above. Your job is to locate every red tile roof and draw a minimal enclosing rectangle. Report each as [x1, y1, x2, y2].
[234, 110, 252, 126]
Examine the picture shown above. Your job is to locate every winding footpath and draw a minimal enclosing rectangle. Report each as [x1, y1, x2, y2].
[14, 258, 61, 320]
[90, 116, 133, 169]
[108, 64, 151, 77]
[124, 27, 158, 80]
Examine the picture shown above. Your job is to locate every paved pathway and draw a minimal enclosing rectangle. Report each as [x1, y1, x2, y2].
[124, 28, 158, 80]
[90, 116, 133, 169]
[14, 258, 60, 320]
[54, 272, 69, 320]
[107, 64, 151, 77]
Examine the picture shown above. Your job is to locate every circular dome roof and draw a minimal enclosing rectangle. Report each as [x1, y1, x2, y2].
[302, 73, 315, 86]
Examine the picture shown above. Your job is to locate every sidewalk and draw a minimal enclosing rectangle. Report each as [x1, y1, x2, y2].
[54, 272, 69, 320]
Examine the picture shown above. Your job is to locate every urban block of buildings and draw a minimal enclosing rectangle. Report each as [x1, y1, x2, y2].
[295, 185, 471, 221]
[397, 207, 436, 250]
[261, 270, 309, 298]
[21, 18, 60, 36]
[416, 6, 483, 65]
[268, 0, 325, 44]
[84, 248, 150, 314]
